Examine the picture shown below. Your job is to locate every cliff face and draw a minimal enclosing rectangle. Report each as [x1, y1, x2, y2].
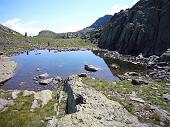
[99, 0, 170, 56]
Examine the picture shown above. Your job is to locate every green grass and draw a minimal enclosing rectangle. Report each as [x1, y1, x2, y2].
[0, 31, 96, 56]
[0, 89, 66, 127]
[82, 77, 170, 125]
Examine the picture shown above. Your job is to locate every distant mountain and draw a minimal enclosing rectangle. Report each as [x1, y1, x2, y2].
[0, 24, 21, 35]
[88, 15, 112, 28]
[99, 0, 170, 56]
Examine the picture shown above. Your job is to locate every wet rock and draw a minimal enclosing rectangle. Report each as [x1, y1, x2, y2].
[131, 79, 148, 85]
[110, 64, 120, 69]
[11, 90, 21, 99]
[78, 73, 87, 77]
[163, 93, 170, 101]
[130, 97, 145, 103]
[39, 78, 53, 85]
[84, 64, 100, 72]
[39, 73, 49, 79]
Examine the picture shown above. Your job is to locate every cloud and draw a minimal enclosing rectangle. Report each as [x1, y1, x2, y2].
[2, 18, 41, 36]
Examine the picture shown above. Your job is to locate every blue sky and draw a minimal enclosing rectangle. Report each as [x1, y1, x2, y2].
[0, 0, 138, 35]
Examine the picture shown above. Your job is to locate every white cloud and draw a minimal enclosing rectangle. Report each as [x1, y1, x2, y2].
[2, 18, 41, 36]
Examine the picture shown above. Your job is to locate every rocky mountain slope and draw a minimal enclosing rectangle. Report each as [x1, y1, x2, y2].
[88, 15, 112, 28]
[99, 0, 170, 56]
[37, 15, 112, 43]
[0, 24, 21, 36]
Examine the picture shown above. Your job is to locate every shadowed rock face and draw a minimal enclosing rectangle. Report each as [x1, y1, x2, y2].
[99, 0, 170, 57]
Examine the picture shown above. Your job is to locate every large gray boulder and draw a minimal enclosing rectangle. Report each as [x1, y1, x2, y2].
[99, 0, 170, 56]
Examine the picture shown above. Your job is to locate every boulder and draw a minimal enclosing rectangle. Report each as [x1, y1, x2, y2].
[84, 64, 100, 72]
[130, 97, 145, 103]
[39, 78, 53, 85]
[30, 99, 40, 112]
[11, 90, 21, 99]
[23, 90, 35, 96]
[78, 73, 87, 77]
[0, 98, 14, 111]
[34, 90, 52, 106]
[39, 73, 49, 79]
[131, 79, 149, 85]
[163, 93, 170, 101]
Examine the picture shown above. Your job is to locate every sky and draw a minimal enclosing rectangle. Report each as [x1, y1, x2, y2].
[0, 0, 139, 36]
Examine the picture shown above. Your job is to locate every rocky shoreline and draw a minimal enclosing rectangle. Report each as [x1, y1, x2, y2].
[92, 48, 170, 82]
[0, 55, 17, 85]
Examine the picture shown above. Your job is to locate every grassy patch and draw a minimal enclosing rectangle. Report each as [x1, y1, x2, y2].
[0, 31, 96, 56]
[0, 89, 65, 127]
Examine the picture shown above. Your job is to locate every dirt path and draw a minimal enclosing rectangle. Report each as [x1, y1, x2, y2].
[57, 76, 149, 127]
[0, 55, 17, 84]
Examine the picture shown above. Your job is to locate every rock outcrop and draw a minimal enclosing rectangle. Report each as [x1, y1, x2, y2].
[58, 76, 149, 127]
[0, 56, 17, 84]
[99, 0, 170, 56]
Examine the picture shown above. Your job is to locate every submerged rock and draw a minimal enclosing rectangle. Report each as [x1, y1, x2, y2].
[84, 64, 100, 72]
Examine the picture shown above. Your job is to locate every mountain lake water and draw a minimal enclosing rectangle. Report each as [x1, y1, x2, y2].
[0, 50, 146, 91]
